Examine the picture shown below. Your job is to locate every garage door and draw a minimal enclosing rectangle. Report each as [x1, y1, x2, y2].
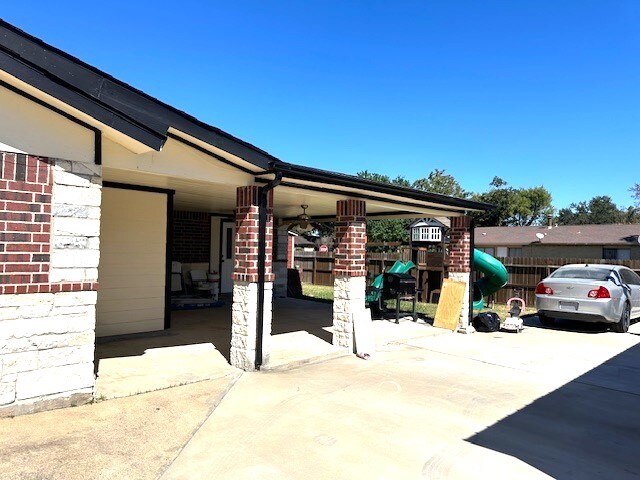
[96, 187, 168, 337]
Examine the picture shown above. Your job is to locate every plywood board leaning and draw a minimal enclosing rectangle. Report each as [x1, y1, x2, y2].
[354, 308, 376, 358]
[433, 279, 467, 331]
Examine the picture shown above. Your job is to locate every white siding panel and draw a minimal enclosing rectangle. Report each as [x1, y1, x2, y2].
[96, 187, 167, 337]
[0, 85, 94, 163]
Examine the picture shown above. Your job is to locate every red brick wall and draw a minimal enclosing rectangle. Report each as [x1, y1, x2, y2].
[233, 186, 274, 283]
[0, 152, 97, 294]
[334, 199, 367, 277]
[287, 234, 294, 269]
[172, 211, 211, 263]
[449, 215, 471, 273]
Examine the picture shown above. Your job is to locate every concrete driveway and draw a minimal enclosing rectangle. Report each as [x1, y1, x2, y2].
[2, 316, 640, 479]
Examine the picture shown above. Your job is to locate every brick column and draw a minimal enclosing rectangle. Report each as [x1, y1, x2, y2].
[449, 215, 473, 333]
[231, 186, 273, 370]
[287, 234, 295, 269]
[332, 199, 366, 350]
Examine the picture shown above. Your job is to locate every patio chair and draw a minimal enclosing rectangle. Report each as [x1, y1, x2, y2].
[189, 269, 219, 301]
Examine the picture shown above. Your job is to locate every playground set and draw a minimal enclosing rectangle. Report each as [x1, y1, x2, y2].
[367, 246, 522, 332]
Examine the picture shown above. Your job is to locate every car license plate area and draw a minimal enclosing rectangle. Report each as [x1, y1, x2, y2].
[559, 301, 579, 311]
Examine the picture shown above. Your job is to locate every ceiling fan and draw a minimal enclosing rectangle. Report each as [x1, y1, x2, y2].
[287, 204, 320, 233]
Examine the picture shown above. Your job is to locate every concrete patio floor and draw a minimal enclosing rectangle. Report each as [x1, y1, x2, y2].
[2, 316, 640, 480]
[95, 297, 444, 399]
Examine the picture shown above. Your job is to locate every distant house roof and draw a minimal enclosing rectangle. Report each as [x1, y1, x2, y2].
[475, 224, 640, 247]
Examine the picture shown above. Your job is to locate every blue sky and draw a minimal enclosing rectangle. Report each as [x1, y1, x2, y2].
[3, 1, 639, 210]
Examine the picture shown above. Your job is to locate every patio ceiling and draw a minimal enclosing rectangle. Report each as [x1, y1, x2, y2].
[102, 165, 478, 220]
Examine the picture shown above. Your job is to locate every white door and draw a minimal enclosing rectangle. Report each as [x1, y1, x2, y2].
[220, 221, 235, 293]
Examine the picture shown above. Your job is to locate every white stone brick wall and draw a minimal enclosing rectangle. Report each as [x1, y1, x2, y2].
[332, 275, 366, 351]
[231, 281, 273, 371]
[0, 291, 97, 415]
[50, 159, 101, 283]
[448, 271, 474, 333]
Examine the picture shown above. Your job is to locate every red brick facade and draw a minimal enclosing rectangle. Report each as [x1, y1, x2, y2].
[0, 152, 98, 294]
[449, 215, 472, 273]
[233, 186, 274, 283]
[172, 210, 211, 263]
[287, 234, 294, 269]
[334, 199, 367, 277]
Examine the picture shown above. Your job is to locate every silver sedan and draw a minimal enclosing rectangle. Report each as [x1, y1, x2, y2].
[535, 264, 640, 332]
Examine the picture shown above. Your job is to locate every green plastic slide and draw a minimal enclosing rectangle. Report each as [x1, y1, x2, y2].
[472, 249, 508, 310]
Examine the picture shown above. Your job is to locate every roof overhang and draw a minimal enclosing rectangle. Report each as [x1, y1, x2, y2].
[257, 163, 492, 220]
[0, 19, 494, 219]
[0, 19, 281, 169]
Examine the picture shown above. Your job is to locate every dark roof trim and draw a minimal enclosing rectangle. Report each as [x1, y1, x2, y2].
[256, 178, 478, 215]
[0, 19, 280, 169]
[0, 45, 165, 150]
[263, 163, 493, 212]
[103, 181, 175, 195]
[283, 210, 422, 222]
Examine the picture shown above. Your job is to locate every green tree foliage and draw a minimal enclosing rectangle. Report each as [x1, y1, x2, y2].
[557, 196, 627, 225]
[411, 169, 468, 198]
[631, 183, 640, 205]
[357, 170, 411, 187]
[624, 206, 640, 224]
[472, 177, 553, 227]
[356, 170, 412, 244]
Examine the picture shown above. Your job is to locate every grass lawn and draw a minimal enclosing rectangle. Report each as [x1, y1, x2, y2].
[301, 283, 536, 320]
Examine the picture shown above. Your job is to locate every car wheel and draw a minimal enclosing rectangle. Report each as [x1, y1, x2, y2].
[538, 312, 554, 326]
[611, 303, 631, 333]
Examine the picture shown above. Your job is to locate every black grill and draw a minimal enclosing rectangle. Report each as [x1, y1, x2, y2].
[382, 272, 417, 297]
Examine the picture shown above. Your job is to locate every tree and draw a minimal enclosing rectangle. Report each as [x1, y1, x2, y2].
[472, 178, 553, 227]
[511, 186, 554, 226]
[557, 202, 590, 225]
[357, 170, 411, 187]
[557, 196, 625, 225]
[631, 183, 640, 205]
[588, 196, 624, 224]
[624, 206, 640, 224]
[356, 171, 413, 244]
[365, 218, 411, 244]
[412, 169, 468, 198]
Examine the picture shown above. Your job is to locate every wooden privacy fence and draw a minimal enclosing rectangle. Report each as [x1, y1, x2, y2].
[295, 251, 411, 286]
[295, 251, 640, 307]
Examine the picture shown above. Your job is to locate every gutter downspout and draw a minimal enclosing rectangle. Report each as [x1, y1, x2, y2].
[255, 168, 283, 370]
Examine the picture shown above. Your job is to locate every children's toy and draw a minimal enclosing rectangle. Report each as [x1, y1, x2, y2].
[502, 297, 525, 333]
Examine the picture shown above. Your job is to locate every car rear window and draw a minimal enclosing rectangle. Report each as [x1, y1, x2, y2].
[551, 268, 611, 281]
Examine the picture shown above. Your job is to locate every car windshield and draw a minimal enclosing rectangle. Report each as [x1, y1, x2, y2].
[551, 268, 611, 281]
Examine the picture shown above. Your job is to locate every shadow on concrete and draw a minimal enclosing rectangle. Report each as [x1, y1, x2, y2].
[95, 297, 338, 367]
[523, 314, 611, 334]
[294, 294, 435, 325]
[467, 342, 640, 479]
